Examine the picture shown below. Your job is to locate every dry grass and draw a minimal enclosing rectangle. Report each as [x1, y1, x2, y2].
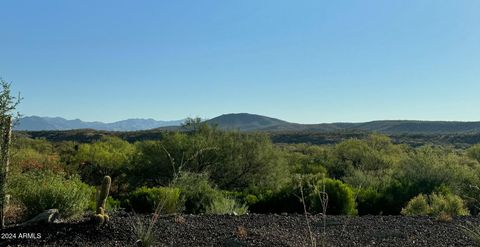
[436, 212, 453, 223]
[174, 215, 186, 224]
[5, 199, 26, 225]
[234, 225, 248, 240]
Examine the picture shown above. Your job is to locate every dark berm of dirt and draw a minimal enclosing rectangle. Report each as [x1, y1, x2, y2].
[1, 212, 478, 246]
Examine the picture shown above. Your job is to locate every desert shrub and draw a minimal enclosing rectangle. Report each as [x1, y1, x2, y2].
[244, 194, 259, 205]
[9, 170, 91, 219]
[172, 172, 246, 214]
[467, 144, 480, 163]
[430, 192, 469, 217]
[88, 194, 120, 212]
[206, 196, 248, 215]
[347, 167, 398, 215]
[12, 137, 56, 154]
[129, 126, 289, 194]
[4, 197, 26, 224]
[401, 192, 469, 217]
[401, 194, 430, 216]
[222, 191, 259, 207]
[129, 134, 190, 187]
[324, 135, 404, 180]
[361, 180, 408, 215]
[55, 141, 79, 167]
[172, 172, 218, 214]
[357, 146, 478, 215]
[280, 144, 329, 176]
[309, 178, 357, 215]
[327, 136, 409, 215]
[10, 138, 64, 175]
[74, 136, 134, 185]
[106, 196, 121, 211]
[125, 186, 182, 214]
[249, 186, 303, 214]
[210, 131, 289, 193]
[250, 175, 357, 215]
[323, 139, 369, 178]
[249, 174, 322, 214]
[356, 187, 380, 215]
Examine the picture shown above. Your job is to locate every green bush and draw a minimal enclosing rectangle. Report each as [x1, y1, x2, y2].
[245, 194, 259, 205]
[401, 192, 469, 217]
[10, 146, 64, 174]
[249, 186, 303, 214]
[9, 170, 91, 219]
[356, 186, 387, 215]
[222, 191, 259, 207]
[106, 196, 121, 211]
[467, 144, 480, 163]
[88, 194, 120, 212]
[353, 146, 478, 215]
[309, 178, 357, 215]
[430, 192, 469, 217]
[74, 136, 134, 185]
[125, 186, 182, 214]
[250, 175, 357, 215]
[401, 194, 430, 216]
[129, 127, 289, 194]
[172, 172, 247, 214]
[206, 196, 248, 215]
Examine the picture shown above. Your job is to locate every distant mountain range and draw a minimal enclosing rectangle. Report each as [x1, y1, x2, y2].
[203, 113, 480, 134]
[16, 113, 480, 134]
[16, 116, 184, 131]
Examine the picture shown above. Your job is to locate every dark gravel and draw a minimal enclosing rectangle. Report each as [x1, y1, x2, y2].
[1, 212, 478, 246]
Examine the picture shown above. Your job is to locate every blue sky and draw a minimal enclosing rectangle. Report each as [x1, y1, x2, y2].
[1, 1, 479, 123]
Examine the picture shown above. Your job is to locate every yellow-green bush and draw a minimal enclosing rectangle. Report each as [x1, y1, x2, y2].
[9, 170, 91, 219]
[401, 192, 469, 217]
[172, 172, 248, 214]
[430, 192, 469, 217]
[309, 177, 357, 215]
[250, 175, 357, 215]
[401, 194, 430, 216]
[125, 186, 182, 214]
[467, 144, 480, 163]
[206, 196, 248, 215]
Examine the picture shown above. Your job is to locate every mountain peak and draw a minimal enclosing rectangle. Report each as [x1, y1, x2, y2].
[206, 113, 292, 131]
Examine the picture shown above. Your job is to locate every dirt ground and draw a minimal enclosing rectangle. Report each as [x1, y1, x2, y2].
[1, 212, 478, 246]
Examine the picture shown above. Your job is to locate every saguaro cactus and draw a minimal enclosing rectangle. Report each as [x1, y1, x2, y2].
[0, 116, 12, 229]
[93, 175, 111, 225]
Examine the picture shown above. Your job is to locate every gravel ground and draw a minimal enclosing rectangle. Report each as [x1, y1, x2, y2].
[1, 212, 478, 246]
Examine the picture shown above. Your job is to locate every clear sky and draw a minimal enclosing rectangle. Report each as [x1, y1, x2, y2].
[1, 1, 479, 123]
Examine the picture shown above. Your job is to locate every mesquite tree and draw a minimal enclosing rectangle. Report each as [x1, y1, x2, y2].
[0, 79, 21, 228]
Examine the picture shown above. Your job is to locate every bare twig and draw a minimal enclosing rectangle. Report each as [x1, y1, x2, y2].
[316, 175, 328, 247]
[299, 179, 316, 247]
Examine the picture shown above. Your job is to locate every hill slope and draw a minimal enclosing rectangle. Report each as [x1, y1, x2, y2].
[206, 113, 299, 131]
[205, 114, 480, 134]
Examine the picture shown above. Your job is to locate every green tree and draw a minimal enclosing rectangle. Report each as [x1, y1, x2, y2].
[130, 126, 289, 194]
[210, 131, 288, 193]
[74, 136, 134, 188]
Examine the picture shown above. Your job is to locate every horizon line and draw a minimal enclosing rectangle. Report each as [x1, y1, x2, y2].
[21, 114, 480, 125]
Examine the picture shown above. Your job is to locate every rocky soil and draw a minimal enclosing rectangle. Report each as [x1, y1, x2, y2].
[1, 212, 478, 246]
